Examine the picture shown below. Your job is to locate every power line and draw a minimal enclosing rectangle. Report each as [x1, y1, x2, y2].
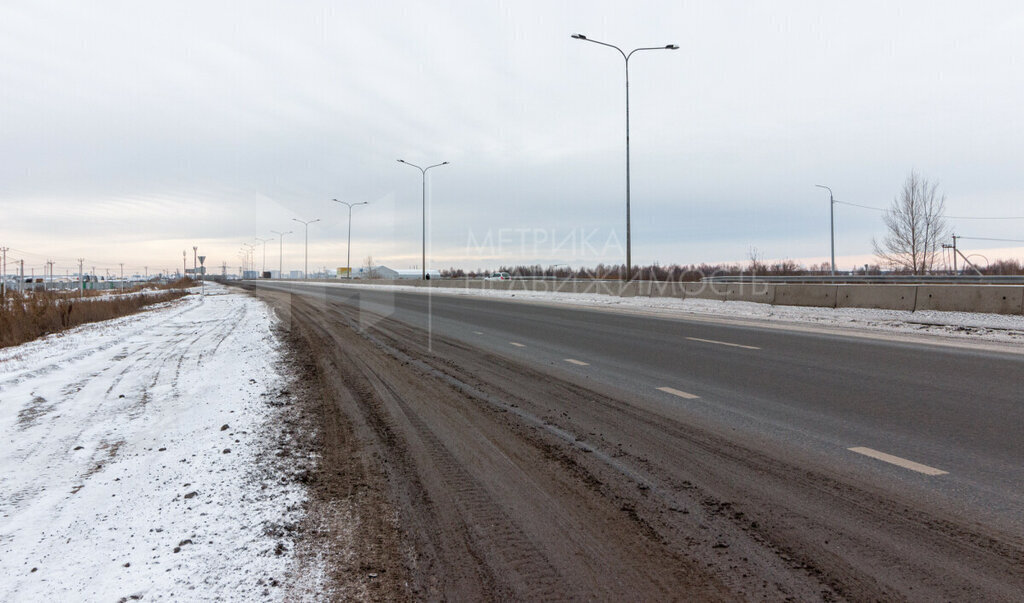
[955, 236, 1024, 244]
[833, 200, 1024, 220]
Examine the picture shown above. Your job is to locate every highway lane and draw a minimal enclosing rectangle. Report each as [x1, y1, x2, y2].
[254, 281, 1024, 530]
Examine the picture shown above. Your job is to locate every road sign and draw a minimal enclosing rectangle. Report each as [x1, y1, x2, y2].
[198, 256, 206, 265]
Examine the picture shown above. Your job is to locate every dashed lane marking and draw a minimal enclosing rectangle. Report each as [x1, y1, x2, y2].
[657, 386, 700, 400]
[564, 359, 589, 366]
[509, 342, 526, 347]
[848, 446, 948, 476]
[686, 337, 760, 350]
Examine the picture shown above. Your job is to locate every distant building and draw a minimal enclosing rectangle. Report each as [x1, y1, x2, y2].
[357, 265, 440, 279]
[289, 270, 304, 279]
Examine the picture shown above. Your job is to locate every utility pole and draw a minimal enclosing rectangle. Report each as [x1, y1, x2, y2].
[192, 246, 198, 281]
[46, 260, 55, 292]
[20, 260, 24, 294]
[942, 236, 958, 275]
[120, 263, 124, 292]
[78, 258, 85, 298]
[0, 246, 7, 298]
[183, 250, 187, 280]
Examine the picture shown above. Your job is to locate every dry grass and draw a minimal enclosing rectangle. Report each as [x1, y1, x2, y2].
[0, 288, 189, 349]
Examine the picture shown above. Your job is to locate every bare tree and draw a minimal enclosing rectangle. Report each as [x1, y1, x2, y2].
[362, 255, 380, 279]
[873, 171, 950, 274]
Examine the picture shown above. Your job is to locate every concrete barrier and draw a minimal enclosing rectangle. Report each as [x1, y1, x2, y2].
[638, 280, 688, 298]
[683, 282, 727, 301]
[322, 278, 1024, 316]
[836, 285, 916, 311]
[725, 283, 776, 304]
[772, 284, 838, 308]
[914, 285, 1024, 315]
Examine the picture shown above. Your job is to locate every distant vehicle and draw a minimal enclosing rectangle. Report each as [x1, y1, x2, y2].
[484, 272, 511, 281]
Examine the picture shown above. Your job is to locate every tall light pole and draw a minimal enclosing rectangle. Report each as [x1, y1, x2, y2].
[241, 243, 256, 276]
[270, 230, 291, 279]
[571, 33, 679, 282]
[398, 159, 449, 280]
[332, 200, 368, 279]
[255, 237, 273, 275]
[815, 185, 837, 276]
[292, 218, 320, 280]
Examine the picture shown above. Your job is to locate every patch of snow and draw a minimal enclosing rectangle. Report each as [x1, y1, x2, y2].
[0, 283, 316, 601]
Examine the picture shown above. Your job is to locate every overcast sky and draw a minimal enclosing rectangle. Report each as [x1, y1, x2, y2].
[1, 1, 1022, 276]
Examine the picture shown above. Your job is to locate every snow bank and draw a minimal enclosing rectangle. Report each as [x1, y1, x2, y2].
[0, 283, 314, 601]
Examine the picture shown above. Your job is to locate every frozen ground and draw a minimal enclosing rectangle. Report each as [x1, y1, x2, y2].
[0, 283, 318, 601]
[298, 281, 1024, 345]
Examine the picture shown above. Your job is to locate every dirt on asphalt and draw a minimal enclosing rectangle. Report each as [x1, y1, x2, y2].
[250, 286, 1024, 601]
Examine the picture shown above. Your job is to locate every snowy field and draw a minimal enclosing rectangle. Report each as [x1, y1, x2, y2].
[0, 283, 315, 601]
[297, 281, 1024, 345]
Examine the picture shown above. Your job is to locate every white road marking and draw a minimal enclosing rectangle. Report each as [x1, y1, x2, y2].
[848, 447, 948, 476]
[473, 331, 483, 335]
[686, 336, 760, 350]
[657, 386, 700, 400]
[564, 359, 589, 366]
[509, 342, 526, 347]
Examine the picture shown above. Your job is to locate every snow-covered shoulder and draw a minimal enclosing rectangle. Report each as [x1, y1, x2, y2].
[0, 282, 313, 601]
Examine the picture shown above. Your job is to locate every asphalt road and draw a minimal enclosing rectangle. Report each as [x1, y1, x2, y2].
[246, 280, 1024, 599]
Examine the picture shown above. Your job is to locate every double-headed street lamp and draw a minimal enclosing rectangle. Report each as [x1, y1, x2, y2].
[254, 237, 273, 274]
[571, 33, 679, 282]
[398, 159, 449, 280]
[815, 184, 837, 276]
[241, 243, 256, 275]
[332, 199, 368, 279]
[292, 218, 320, 279]
[270, 230, 291, 279]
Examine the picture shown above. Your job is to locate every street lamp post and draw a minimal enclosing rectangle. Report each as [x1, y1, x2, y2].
[255, 237, 273, 275]
[815, 185, 837, 276]
[270, 230, 291, 279]
[398, 159, 449, 280]
[241, 243, 256, 276]
[332, 200, 368, 279]
[292, 218, 320, 280]
[571, 33, 678, 282]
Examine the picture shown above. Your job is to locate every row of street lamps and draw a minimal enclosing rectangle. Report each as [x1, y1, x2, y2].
[246, 159, 448, 281]
[237, 32, 673, 283]
[235, 34, 840, 283]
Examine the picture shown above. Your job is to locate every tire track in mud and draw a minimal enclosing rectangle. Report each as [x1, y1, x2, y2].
[248, 285, 1024, 601]
[258, 287, 729, 600]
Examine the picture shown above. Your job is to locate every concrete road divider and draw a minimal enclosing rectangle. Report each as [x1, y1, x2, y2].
[914, 285, 1024, 315]
[726, 283, 776, 304]
[640, 280, 688, 298]
[772, 284, 838, 308]
[683, 282, 728, 301]
[836, 285, 917, 311]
